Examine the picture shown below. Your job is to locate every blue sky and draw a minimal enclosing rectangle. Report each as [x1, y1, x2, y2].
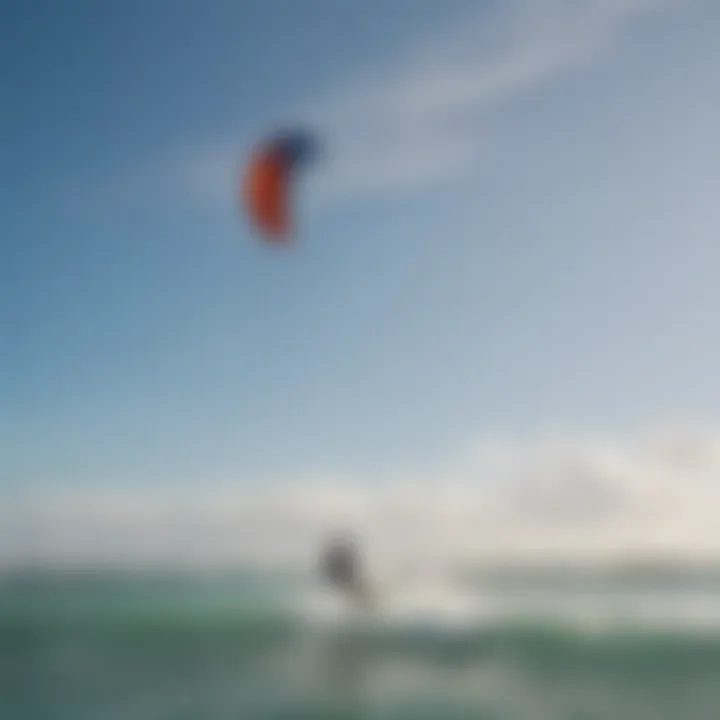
[4, 0, 720, 503]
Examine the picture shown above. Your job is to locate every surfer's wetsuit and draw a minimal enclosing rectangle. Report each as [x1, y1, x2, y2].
[320, 535, 374, 609]
[321, 539, 357, 590]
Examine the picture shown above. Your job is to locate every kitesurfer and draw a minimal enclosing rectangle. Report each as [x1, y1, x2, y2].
[319, 531, 374, 610]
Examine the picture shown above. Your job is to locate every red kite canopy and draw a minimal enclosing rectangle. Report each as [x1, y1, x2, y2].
[241, 131, 318, 242]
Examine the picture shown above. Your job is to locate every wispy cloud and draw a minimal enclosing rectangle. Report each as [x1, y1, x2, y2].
[4, 427, 720, 568]
[301, 0, 671, 203]
[168, 0, 672, 211]
[70, 0, 673, 217]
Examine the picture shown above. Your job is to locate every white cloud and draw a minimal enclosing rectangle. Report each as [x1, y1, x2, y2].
[306, 0, 676, 202]
[4, 426, 720, 568]
[253, 0, 672, 206]
[71, 1, 674, 217]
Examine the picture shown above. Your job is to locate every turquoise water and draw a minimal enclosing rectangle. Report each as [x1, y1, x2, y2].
[3, 569, 720, 719]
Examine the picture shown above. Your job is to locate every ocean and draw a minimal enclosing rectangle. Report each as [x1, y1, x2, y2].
[3, 566, 720, 719]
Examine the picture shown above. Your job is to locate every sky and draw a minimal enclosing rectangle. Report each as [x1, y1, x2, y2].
[3, 0, 720, 565]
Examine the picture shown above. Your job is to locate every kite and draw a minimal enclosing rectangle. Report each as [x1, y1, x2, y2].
[241, 130, 319, 242]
